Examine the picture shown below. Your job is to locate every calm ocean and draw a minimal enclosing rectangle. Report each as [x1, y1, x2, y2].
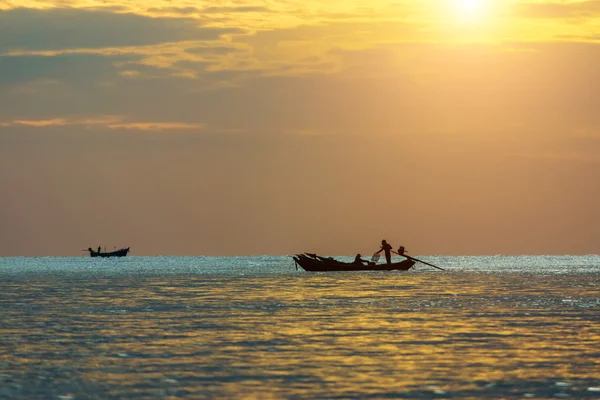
[1, 255, 599, 399]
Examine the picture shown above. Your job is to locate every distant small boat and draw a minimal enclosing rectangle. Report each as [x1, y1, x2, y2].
[86, 247, 130, 258]
[293, 253, 415, 272]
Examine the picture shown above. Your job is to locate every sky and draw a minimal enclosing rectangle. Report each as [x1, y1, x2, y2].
[1, 0, 600, 256]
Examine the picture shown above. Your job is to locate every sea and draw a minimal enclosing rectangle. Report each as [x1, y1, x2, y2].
[0, 255, 599, 399]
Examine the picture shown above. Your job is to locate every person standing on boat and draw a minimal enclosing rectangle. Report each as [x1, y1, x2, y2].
[376, 239, 393, 264]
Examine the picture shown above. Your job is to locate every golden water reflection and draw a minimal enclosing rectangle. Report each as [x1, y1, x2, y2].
[1, 272, 599, 398]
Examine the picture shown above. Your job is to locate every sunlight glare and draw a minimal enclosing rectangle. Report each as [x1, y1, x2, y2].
[454, 0, 485, 21]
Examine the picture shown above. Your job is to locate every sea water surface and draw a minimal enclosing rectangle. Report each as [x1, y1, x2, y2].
[1, 255, 599, 399]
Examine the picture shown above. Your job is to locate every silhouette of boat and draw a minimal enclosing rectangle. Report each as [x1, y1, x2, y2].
[293, 253, 415, 272]
[86, 247, 130, 258]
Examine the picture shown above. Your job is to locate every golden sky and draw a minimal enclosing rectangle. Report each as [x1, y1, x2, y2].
[1, 1, 600, 255]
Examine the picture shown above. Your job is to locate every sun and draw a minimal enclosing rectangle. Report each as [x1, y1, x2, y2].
[458, 0, 482, 14]
[453, 0, 486, 21]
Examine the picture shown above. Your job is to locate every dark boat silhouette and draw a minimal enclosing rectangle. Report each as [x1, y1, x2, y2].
[86, 247, 130, 258]
[293, 253, 415, 272]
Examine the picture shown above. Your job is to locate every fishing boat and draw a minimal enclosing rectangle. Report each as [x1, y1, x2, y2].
[293, 253, 416, 272]
[86, 247, 130, 258]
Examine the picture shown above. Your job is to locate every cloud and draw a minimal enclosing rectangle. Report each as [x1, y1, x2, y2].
[516, 1, 600, 20]
[3, 35, 600, 141]
[185, 45, 250, 56]
[0, 36, 253, 87]
[108, 122, 203, 131]
[0, 53, 141, 84]
[202, 6, 272, 14]
[0, 116, 204, 131]
[146, 7, 200, 15]
[0, 118, 71, 127]
[0, 7, 243, 52]
[554, 34, 600, 41]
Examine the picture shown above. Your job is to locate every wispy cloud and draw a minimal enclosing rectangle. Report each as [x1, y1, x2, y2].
[0, 116, 204, 131]
[107, 122, 204, 131]
[0, 8, 243, 53]
[146, 7, 200, 15]
[202, 6, 272, 14]
[0, 118, 71, 127]
[516, 1, 600, 20]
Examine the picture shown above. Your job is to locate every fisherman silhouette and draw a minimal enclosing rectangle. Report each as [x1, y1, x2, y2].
[354, 253, 367, 265]
[375, 239, 393, 264]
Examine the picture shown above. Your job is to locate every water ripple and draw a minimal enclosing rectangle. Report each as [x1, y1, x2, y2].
[0, 258, 599, 399]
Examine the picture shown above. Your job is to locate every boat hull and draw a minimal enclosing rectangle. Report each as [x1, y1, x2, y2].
[293, 254, 415, 272]
[89, 248, 130, 258]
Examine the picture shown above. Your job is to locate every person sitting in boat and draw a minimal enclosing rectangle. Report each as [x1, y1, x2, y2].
[376, 239, 393, 264]
[354, 253, 368, 265]
[397, 246, 406, 256]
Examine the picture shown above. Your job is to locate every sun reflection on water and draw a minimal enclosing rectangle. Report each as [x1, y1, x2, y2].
[1, 272, 599, 398]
